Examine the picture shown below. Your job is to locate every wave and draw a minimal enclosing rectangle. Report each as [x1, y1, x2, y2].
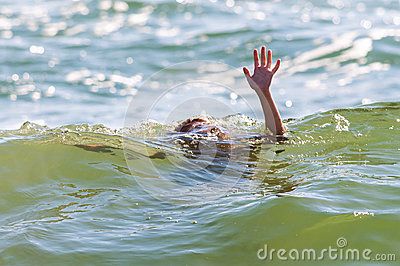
[1, 102, 399, 264]
[1, 102, 398, 188]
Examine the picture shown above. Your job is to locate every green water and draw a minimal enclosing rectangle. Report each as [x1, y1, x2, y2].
[0, 102, 399, 265]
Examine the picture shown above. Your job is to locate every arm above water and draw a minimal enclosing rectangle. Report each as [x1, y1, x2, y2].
[243, 46, 286, 136]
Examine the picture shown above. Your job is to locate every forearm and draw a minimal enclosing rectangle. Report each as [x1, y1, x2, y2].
[255, 90, 286, 135]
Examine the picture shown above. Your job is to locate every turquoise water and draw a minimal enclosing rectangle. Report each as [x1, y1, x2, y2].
[1, 0, 400, 265]
[1, 0, 399, 127]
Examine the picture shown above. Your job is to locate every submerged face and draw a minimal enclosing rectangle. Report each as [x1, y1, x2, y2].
[175, 117, 230, 140]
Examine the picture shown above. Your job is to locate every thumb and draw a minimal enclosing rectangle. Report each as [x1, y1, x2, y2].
[243, 67, 251, 77]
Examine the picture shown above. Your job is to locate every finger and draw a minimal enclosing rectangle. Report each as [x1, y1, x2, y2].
[272, 59, 281, 74]
[267, 49, 272, 69]
[261, 46, 266, 66]
[243, 66, 251, 77]
[253, 49, 260, 68]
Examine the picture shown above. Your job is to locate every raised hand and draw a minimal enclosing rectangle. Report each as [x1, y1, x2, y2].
[243, 46, 281, 94]
[242, 46, 286, 135]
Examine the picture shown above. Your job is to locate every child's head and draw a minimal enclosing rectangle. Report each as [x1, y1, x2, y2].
[175, 117, 210, 132]
[175, 116, 229, 140]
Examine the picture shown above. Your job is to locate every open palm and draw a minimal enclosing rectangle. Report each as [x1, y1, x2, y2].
[243, 46, 281, 93]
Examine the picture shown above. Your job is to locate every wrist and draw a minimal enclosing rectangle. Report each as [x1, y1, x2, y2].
[262, 90, 272, 97]
[256, 88, 272, 98]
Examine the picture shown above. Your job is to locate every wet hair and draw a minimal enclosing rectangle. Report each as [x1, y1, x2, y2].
[175, 117, 229, 140]
[175, 117, 210, 132]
